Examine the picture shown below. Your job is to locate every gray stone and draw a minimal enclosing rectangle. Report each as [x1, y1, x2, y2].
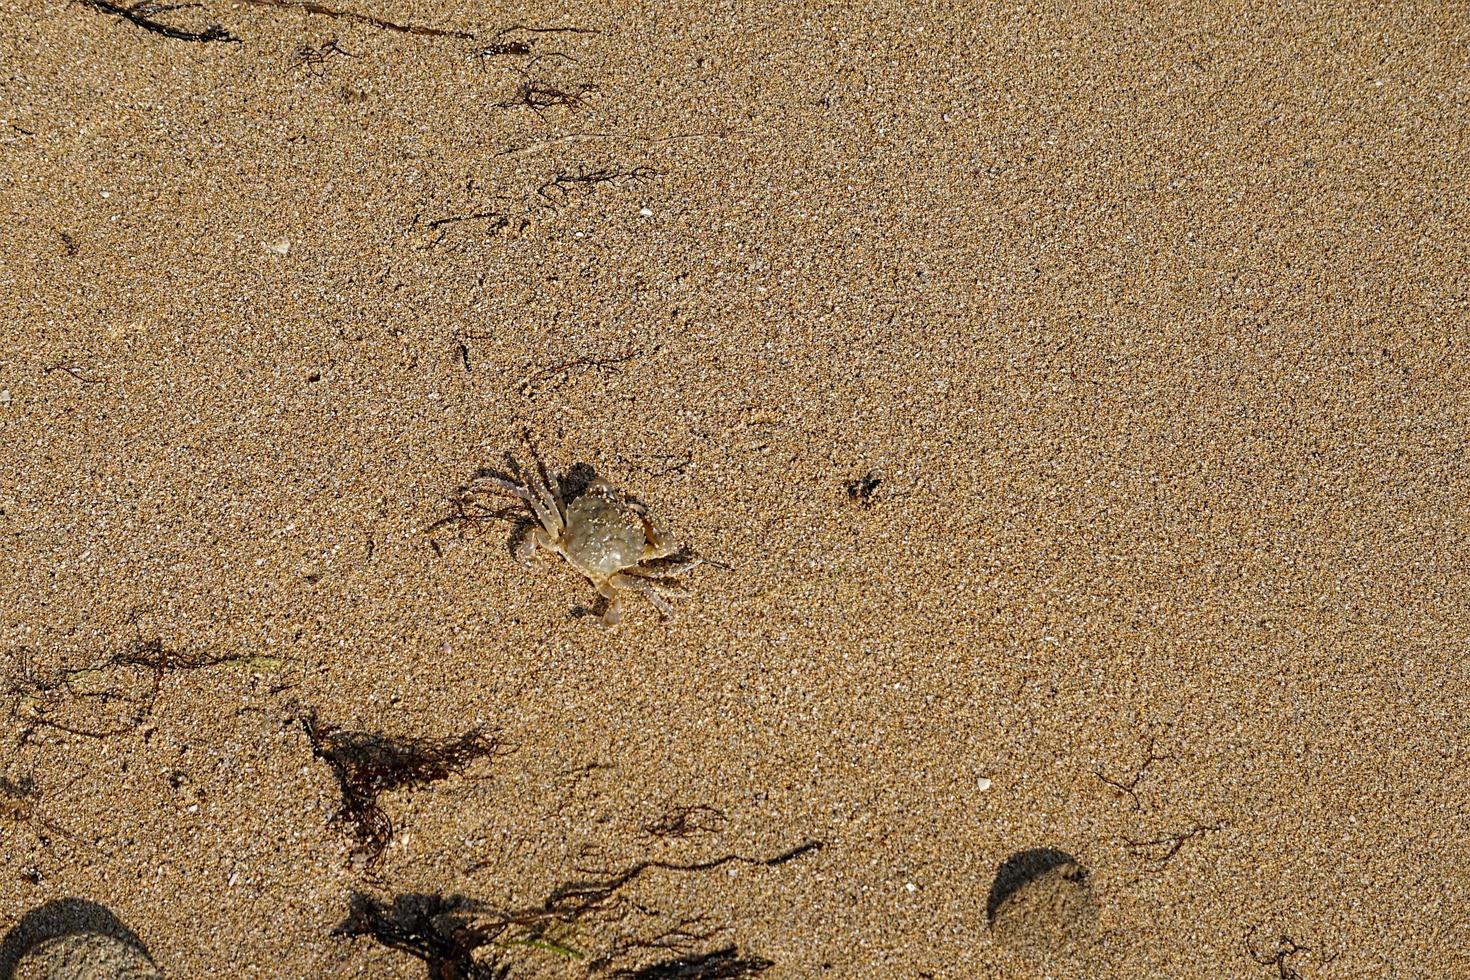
[12, 933, 160, 980]
[989, 859, 1099, 957]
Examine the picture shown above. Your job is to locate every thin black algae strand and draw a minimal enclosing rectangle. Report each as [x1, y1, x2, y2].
[610, 946, 774, 979]
[75, 0, 238, 43]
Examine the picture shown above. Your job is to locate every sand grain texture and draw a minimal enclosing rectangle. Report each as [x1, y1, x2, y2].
[2, 0, 1468, 976]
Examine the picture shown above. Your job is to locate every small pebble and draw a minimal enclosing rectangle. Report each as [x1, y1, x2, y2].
[639, 207, 653, 217]
[0, 389, 10, 405]
[269, 239, 291, 256]
[977, 776, 992, 791]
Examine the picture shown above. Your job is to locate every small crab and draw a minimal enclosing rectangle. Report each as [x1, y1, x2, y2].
[473, 452, 707, 626]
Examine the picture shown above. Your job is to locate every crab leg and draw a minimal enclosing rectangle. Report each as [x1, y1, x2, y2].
[547, 468, 569, 527]
[481, 475, 564, 539]
[608, 572, 678, 619]
[514, 525, 553, 565]
[625, 505, 677, 560]
[524, 470, 566, 536]
[626, 557, 705, 579]
[595, 579, 625, 627]
[521, 432, 568, 530]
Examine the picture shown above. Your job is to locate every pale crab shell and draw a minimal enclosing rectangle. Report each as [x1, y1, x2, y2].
[560, 481, 662, 582]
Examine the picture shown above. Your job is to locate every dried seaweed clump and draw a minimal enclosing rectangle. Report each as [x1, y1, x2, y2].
[336, 842, 817, 975]
[301, 711, 504, 862]
[335, 893, 507, 980]
[339, 888, 775, 979]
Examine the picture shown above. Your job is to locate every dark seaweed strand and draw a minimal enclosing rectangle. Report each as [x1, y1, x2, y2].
[76, 0, 239, 42]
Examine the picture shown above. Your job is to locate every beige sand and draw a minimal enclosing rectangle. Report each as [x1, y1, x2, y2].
[2, 0, 1468, 976]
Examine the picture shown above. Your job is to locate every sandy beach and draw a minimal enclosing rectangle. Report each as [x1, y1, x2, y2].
[2, 0, 1468, 976]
